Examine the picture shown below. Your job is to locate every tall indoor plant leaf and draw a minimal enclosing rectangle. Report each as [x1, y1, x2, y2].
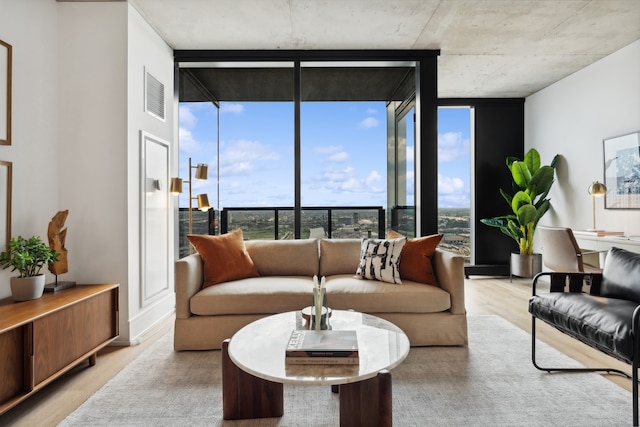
[481, 148, 559, 256]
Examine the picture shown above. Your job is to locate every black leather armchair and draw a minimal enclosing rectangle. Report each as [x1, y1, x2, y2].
[529, 247, 640, 426]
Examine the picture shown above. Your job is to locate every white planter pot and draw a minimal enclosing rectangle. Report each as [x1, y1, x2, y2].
[10, 275, 46, 301]
[510, 252, 542, 279]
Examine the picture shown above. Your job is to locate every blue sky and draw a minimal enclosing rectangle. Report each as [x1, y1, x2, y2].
[178, 102, 470, 210]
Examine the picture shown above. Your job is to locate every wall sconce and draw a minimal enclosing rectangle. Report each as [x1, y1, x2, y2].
[146, 178, 163, 192]
[587, 181, 607, 231]
[171, 157, 212, 252]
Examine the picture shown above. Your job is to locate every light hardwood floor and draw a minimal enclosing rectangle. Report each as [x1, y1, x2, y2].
[0, 276, 634, 426]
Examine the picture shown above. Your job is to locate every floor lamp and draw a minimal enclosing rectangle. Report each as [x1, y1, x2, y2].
[171, 158, 212, 253]
[587, 181, 607, 231]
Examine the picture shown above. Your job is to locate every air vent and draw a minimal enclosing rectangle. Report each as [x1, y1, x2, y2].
[145, 71, 165, 121]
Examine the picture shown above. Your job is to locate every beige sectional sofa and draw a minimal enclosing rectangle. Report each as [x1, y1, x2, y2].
[174, 237, 467, 351]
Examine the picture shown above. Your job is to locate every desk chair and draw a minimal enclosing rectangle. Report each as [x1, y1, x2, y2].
[538, 226, 602, 273]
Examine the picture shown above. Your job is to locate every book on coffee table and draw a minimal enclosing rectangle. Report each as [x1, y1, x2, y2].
[285, 330, 359, 364]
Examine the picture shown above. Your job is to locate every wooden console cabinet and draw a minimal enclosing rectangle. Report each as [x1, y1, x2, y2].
[0, 284, 119, 414]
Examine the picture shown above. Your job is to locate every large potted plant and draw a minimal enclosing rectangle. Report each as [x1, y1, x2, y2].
[481, 148, 559, 278]
[0, 236, 60, 301]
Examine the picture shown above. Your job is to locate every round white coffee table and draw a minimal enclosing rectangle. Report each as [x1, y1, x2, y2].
[221, 310, 410, 426]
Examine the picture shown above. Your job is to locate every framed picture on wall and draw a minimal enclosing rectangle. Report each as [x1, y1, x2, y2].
[603, 131, 640, 209]
[0, 39, 11, 146]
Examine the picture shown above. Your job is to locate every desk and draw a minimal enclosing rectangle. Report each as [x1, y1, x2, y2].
[573, 234, 640, 267]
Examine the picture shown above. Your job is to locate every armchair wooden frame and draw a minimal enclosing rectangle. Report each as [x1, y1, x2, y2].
[530, 272, 640, 426]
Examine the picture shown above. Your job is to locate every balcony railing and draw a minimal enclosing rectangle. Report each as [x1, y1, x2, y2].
[220, 206, 385, 240]
[177, 205, 470, 261]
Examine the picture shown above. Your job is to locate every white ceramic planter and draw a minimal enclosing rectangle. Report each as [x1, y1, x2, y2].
[10, 274, 46, 301]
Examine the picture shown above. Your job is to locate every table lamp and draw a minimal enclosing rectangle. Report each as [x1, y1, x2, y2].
[587, 181, 607, 231]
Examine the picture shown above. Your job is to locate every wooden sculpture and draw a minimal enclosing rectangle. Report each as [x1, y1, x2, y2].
[48, 210, 69, 275]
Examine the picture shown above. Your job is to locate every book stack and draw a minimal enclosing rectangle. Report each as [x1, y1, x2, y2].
[285, 330, 359, 365]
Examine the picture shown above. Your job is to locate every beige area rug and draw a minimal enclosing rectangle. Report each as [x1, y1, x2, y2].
[59, 316, 632, 426]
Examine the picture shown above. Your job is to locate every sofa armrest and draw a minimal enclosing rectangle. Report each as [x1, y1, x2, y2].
[432, 249, 465, 315]
[175, 253, 203, 319]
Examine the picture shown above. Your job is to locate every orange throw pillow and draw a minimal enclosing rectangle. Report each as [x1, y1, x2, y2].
[187, 229, 259, 288]
[387, 230, 443, 286]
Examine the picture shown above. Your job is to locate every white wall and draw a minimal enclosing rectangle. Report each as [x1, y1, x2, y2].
[58, 2, 176, 344]
[126, 5, 176, 341]
[526, 40, 640, 244]
[0, 1, 175, 343]
[0, 0, 60, 298]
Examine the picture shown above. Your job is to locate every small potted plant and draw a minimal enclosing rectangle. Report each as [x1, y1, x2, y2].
[0, 236, 60, 301]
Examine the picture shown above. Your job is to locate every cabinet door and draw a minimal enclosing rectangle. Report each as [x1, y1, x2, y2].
[33, 290, 116, 384]
[0, 328, 24, 403]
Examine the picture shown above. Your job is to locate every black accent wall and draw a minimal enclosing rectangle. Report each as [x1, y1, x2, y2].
[441, 98, 525, 276]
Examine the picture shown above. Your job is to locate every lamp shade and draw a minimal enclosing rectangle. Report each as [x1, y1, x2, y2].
[170, 177, 183, 194]
[197, 194, 211, 211]
[588, 181, 607, 196]
[195, 164, 208, 180]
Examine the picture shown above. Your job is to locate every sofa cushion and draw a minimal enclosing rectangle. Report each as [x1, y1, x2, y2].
[187, 230, 259, 288]
[319, 238, 362, 276]
[325, 275, 451, 313]
[190, 274, 452, 317]
[387, 230, 443, 286]
[355, 237, 406, 284]
[600, 247, 640, 304]
[245, 239, 320, 276]
[190, 276, 314, 315]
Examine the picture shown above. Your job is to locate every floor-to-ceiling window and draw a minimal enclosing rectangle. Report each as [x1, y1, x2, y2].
[300, 63, 415, 239]
[437, 107, 472, 260]
[175, 51, 438, 249]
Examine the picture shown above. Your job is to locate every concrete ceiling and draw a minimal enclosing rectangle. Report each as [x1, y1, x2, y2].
[128, 0, 640, 98]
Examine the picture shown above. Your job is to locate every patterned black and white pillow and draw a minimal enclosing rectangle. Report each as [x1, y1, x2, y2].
[355, 237, 406, 284]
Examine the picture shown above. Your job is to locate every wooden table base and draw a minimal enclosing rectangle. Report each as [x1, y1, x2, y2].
[340, 370, 392, 427]
[222, 339, 393, 426]
[222, 339, 284, 420]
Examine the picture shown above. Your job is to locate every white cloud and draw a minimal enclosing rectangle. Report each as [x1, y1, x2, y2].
[221, 103, 244, 114]
[328, 152, 349, 162]
[438, 131, 469, 162]
[438, 173, 465, 194]
[366, 108, 377, 115]
[314, 145, 349, 163]
[365, 170, 383, 192]
[315, 167, 384, 194]
[178, 127, 201, 155]
[218, 139, 279, 176]
[406, 145, 414, 163]
[179, 105, 197, 129]
[359, 117, 379, 129]
[178, 106, 203, 155]
[438, 173, 470, 208]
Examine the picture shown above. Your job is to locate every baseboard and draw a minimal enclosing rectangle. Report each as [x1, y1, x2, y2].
[127, 293, 176, 345]
[464, 264, 510, 278]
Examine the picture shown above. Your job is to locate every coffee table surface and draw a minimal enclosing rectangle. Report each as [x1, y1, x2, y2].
[227, 310, 410, 386]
